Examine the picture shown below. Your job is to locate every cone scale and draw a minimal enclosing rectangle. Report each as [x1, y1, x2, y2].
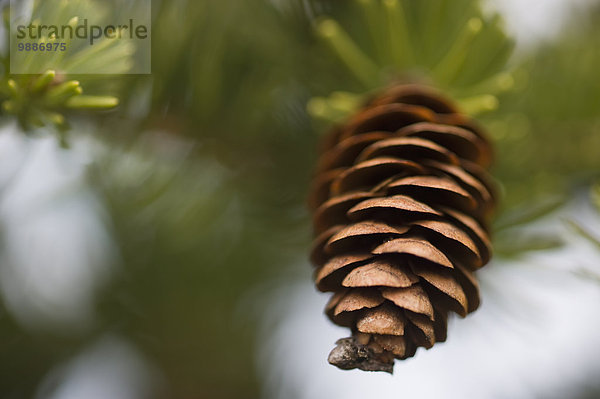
[308, 84, 497, 373]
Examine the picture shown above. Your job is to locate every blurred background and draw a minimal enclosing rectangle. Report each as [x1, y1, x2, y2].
[0, 0, 599, 398]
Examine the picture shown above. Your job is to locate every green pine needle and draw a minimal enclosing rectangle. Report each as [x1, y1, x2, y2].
[307, 0, 515, 122]
[66, 95, 119, 109]
[316, 18, 381, 87]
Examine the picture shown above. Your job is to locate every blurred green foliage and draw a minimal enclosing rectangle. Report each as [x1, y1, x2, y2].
[487, 5, 600, 211]
[0, 0, 599, 398]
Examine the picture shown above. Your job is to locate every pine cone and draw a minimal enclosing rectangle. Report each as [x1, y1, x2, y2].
[308, 84, 497, 373]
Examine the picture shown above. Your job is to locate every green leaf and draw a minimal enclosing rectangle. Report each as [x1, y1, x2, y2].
[592, 183, 600, 213]
[65, 95, 119, 109]
[573, 268, 600, 285]
[31, 70, 56, 93]
[45, 80, 82, 105]
[566, 219, 600, 250]
[494, 231, 565, 259]
[316, 18, 380, 87]
[494, 195, 567, 231]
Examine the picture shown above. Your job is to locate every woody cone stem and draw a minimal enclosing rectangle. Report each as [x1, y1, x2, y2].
[308, 84, 497, 373]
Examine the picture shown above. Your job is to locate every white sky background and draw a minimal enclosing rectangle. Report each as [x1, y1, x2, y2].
[0, 123, 114, 331]
[484, 0, 595, 47]
[36, 336, 163, 399]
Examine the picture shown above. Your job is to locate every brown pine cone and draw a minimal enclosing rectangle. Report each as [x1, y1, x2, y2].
[308, 84, 497, 373]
